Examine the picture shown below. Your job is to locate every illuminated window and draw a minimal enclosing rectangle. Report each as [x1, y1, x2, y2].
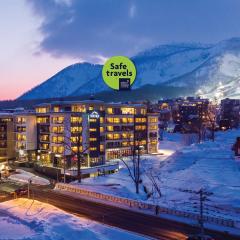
[58, 146, 64, 154]
[52, 146, 64, 154]
[135, 125, 146, 131]
[100, 127, 104, 133]
[107, 126, 114, 132]
[122, 133, 127, 139]
[135, 118, 146, 123]
[71, 136, 82, 143]
[141, 108, 146, 115]
[53, 106, 60, 112]
[71, 105, 86, 112]
[91, 157, 99, 163]
[107, 133, 113, 140]
[89, 128, 97, 132]
[89, 118, 97, 122]
[52, 136, 64, 144]
[113, 133, 120, 139]
[100, 117, 104, 124]
[100, 144, 104, 151]
[52, 126, 64, 133]
[40, 135, 49, 142]
[71, 146, 83, 152]
[121, 107, 134, 115]
[71, 116, 82, 123]
[90, 147, 97, 151]
[36, 107, 48, 113]
[37, 117, 49, 124]
[89, 106, 94, 111]
[52, 116, 64, 124]
[71, 126, 82, 133]
[107, 108, 114, 114]
[16, 133, 26, 141]
[149, 125, 157, 130]
[113, 118, 120, 123]
[149, 117, 158, 123]
[127, 118, 134, 123]
[122, 141, 129, 147]
[122, 118, 127, 123]
[16, 142, 26, 149]
[90, 138, 97, 141]
[40, 143, 49, 150]
[16, 117, 26, 124]
[107, 118, 113, 123]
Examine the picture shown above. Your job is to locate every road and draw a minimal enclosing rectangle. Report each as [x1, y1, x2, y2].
[28, 186, 239, 240]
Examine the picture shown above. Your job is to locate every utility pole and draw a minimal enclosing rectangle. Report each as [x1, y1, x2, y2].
[199, 189, 205, 239]
[197, 188, 213, 240]
[28, 179, 32, 199]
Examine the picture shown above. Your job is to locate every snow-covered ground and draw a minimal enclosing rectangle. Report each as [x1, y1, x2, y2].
[74, 131, 240, 221]
[0, 198, 148, 240]
[9, 169, 50, 186]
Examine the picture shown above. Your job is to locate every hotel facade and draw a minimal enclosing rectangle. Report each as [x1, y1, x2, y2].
[0, 100, 159, 171]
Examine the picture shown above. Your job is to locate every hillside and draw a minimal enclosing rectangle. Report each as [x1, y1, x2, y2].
[18, 38, 240, 101]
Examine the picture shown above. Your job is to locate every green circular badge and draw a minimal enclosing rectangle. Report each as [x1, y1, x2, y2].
[102, 56, 136, 90]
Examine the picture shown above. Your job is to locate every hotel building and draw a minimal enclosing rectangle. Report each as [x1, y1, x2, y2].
[35, 100, 159, 168]
[0, 100, 159, 176]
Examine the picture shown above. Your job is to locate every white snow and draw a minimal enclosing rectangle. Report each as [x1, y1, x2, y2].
[0, 198, 148, 240]
[9, 169, 50, 186]
[74, 131, 240, 222]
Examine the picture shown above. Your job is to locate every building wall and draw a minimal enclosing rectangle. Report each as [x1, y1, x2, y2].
[147, 113, 159, 153]
[15, 114, 37, 161]
[0, 116, 15, 162]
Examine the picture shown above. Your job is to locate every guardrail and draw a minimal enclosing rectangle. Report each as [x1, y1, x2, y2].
[55, 183, 237, 229]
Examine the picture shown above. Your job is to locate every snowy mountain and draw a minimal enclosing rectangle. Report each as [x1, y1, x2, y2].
[19, 63, 102, 100]
[19, 38, 240, 100]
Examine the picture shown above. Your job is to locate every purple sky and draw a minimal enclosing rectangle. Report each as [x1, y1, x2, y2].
[1, 0, 240, 100]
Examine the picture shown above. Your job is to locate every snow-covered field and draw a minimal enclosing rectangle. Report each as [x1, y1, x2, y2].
[9, 169, 50, 186]
[0, 198, 148, 240]
[76, 131, 240, 221]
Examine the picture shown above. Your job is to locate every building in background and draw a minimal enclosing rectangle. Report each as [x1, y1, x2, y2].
[220, 98, 240, 129]
[0, 114, 15, 162]
[15, 113, 37, 162]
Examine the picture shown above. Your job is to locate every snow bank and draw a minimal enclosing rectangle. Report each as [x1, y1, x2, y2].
[0, 198, 148, 240]
[9, 169, 50, 186]
[75, 130, 240, 221]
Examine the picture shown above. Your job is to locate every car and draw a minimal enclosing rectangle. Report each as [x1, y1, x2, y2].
[187, 234, 215, 240]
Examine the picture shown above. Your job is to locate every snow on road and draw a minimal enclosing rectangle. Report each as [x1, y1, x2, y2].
[0, 198, 148, 240]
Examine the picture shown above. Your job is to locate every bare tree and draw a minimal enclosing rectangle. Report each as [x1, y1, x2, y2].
[119, 141, 143, 194]
[145, 169, 162, 199]
[54, 114, 89, 183]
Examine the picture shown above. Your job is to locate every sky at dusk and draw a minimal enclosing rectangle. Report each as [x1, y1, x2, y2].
[1, 0, 240, 100]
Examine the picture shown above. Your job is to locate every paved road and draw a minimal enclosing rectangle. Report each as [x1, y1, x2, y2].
[29, 186, 239, 240]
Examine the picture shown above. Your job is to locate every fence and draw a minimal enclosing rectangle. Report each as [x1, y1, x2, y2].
[55, 183, 236, 229]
